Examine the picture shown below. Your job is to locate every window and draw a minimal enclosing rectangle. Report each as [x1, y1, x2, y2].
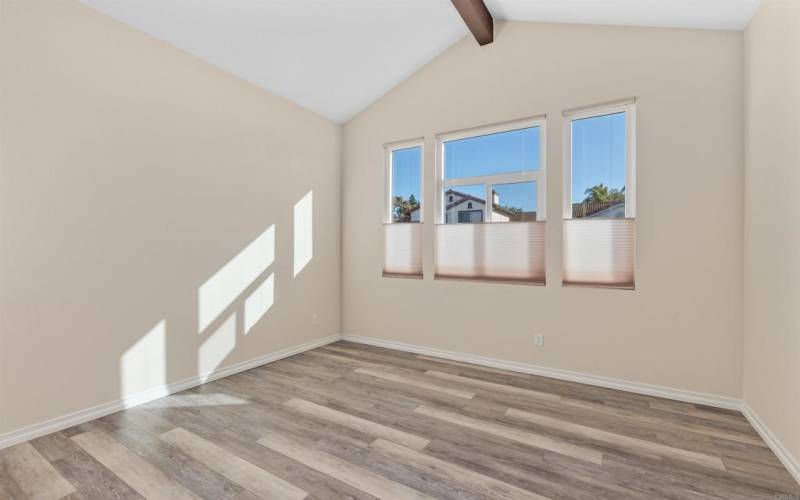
[458, 210, 483, 223]
[441, 124, 545, 224]
[435, 117, 546, 284]
[563, 100, 636, 288]
[383, 141, 423, 278]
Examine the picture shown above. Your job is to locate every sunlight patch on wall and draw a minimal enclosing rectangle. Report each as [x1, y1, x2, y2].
[198, 225, 275, 332]
[293, 191, 313, 277]
[198, 313, 236, 383]
[120, 320, 166, 401]
[244, 273, 274, 335]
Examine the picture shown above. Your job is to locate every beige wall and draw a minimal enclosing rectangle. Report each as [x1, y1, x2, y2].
[744, 0, 800, 467]
[0, 0, 768, 447]
[343, 21, 744, 398]
[0, 0, 341, 435]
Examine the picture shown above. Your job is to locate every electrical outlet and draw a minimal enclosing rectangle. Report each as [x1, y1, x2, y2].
[534, 334, 545, 347]
[312, 313, 319, 325]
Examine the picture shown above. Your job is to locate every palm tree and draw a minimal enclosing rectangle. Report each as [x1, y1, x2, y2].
[583, 184, 625, 203]
[392, 195, 420, 222]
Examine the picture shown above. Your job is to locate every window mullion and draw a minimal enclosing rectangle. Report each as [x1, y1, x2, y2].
[443, 172, 537, 188]
[485, 184, 493, 222]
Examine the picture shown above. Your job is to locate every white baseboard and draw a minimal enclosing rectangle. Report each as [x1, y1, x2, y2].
[341, 334, 741, 410]
[0, 334, 340, 450]
[741, 402, 800, 485]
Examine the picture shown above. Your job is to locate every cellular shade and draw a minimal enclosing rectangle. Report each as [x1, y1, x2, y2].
[563, 218, 635, 288]
[384, 223, 423, 277]
[435, 222, 545, 283]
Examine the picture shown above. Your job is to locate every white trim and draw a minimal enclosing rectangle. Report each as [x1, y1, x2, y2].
[435, 137, 445, 223]
[385, 139, 424, 224]
[741, 402, 800, 485]
[626, 104, 637, 218]
[436, 114, 546, 143]
[341, 334, 741, 410]
[562, 113, 573, 218]
[562, 97, 636, 118]
[538, 121, 548, 221]
[383, 137, 425, 150]
[562, 99, 636, 219]
[0, 334, 340, 450]
[443, 171, 538, 189]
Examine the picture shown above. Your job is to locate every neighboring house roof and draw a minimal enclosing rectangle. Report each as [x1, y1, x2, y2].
[409, 188, 478, 216]
[586, 202, 625, 218]
[446, 194, 486, 211]
[444, 189, 520, 218]
[572, 200, 624, 218]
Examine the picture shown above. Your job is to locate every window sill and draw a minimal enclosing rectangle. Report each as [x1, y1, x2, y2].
[434, 275, 545, 286]
[382, 272, 423, 280]
[562, 281, 635, 290]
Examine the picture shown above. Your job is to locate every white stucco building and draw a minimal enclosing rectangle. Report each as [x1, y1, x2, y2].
[410, 189, 536, 223]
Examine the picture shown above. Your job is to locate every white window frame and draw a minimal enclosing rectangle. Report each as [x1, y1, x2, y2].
[563, 99, 636, 219]
[435, 115, 547, 224]
[385, 138, 424, 224]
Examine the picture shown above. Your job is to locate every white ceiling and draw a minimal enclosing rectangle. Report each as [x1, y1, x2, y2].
[81, 0, 761, 123]
[81, 0, 467, 123]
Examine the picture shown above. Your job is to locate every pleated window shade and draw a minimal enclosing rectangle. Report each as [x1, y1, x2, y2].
[435, 222, 545, 284]
[383, 223, 423, 277]
[562, 218, 635, 288]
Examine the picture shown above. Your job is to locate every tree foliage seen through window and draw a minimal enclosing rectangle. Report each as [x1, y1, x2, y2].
[583, 183, 625, 203]
[392, 194, 419, 222]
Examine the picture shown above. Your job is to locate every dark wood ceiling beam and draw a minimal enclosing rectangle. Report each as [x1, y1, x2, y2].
[451, 0, 494, 46]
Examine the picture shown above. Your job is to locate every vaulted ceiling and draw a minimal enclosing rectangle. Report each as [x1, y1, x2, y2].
[81, 0, 761, 123]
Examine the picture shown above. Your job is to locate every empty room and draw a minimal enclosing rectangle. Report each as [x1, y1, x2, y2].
[1, 0, 798, 498]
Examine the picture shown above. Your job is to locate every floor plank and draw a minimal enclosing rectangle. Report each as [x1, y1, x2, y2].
[557, 397, 766, 447]
[371, 438, 550, 500]
[413, 354, 532, 378]
[71, 429, 199, 500]
[51, 449, 144, 500]
[425, 370, 561, 401]
[284, 398, 430, 450]
[354, 367, 476, 399]
[2, 442, 76, 500]
[506, 407, 726, 471]
[161, 427, 307, 499]
[257, 431, 435, 500]
[415, 404, 604, 464]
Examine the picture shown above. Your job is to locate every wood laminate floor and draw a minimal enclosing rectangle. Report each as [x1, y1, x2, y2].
[1, 341, 798, 499]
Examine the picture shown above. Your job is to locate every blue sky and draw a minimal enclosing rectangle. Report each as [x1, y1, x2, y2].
[391, 146, 422, 202]
[571, 112, 627, 202]
[391, 115, 626, 213]
[445, 127, 540, 179]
